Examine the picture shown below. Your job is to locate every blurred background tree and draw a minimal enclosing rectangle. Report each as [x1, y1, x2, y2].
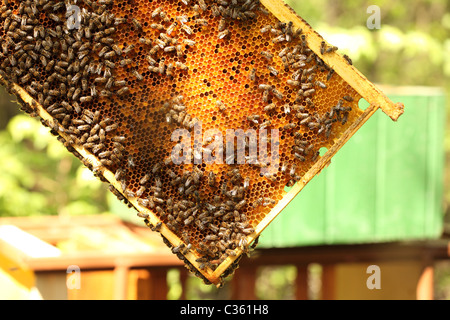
[0, 88, 109, 217]
[0, 0, 449, 299]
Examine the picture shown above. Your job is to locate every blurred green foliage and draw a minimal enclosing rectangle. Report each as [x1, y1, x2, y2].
[287, 0, 449, 88]
[0, 111, 109, 217]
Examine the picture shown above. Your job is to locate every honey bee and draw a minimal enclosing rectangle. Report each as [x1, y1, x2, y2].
[144, 55, 157, 66]
[175, 61, 188, 71]
[277, 47, 290, 59]
[315, 81, 327, 89]
[184, 215, 194, 226]
[327, 69, 335, 81]
[205, 234, 219, 242]
[162, 21, 176, 35]
[247, 114, 260, 124]
[98, 150, 112, 159]
[149, 65, 159, 74]
[136, 211, 149, 220]
[136, 186, 146, 197]
[164, 46, 176, 53]
[320, 41, 327, 55]
[326, 45, 338, 54]
[103, 77, 114, 90]
[218, 29, 230, 39]
[267, 65, 278, 76]
[73, 102, 81, 114]
[343, 54, 353, 65]
[311, 151, 320, 162]
[139, 37, 152, 46]
[283, 123, 296, 130]
[155, 206, 166, 218]
[334, 99, 344, 111]
[80, 96, 93, 103]
[152, 7, 163, 18]
[343, 95, 354, 102]
[177, 44, 185, 58]
[122, 44, 135, 55]
[100, 37, 114, 46]
[294, 153, 306, 161]
[172, 244, 185, 254]
[306, 98, 315, 107]
[263, 172, 277, 183]
[272, 88, 283, 100]
[48, 13, 60, 23]
[130, 69, 143, 81]
[105, 123, 119, 132]
[150, 23, 165, 31]
[172, 103, 186, 112]
[158, 59, 166, 74]
[342, 112, 349, 125]
[127, 155, 136, 168]
[166, 63, 174, 77]
[19, 73, 30, 84]
[217, 17, 227, 32]
[235, 199, 247, 210]
[117, 86, 129, 96]
[137, 197, 149, 209]
[154, 222, 162, 231]
[248, 68, 257, 82]
[100, 159, 114, 170]
[303, 65, 317, 76]
[216, 100, 226, 112]
[131, 18, 142, 30]
[181, 24, 193, 35]
[263, 103, 277, 112]
[100, 89, 113, 98]
[260, 51, 273, 60]
[259, 84, 272, 91]
[303, 88, 316, 97]
[120, 59, 133, 67]
[198, 0, 207, 11]
[159, 11, 170, 23]
[26, 85, 37, 97]
[272, 34, 286, 43]
[183, 39, 196, 47]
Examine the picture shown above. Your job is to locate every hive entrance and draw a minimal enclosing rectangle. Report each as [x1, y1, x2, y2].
[0, 0, 403, 286]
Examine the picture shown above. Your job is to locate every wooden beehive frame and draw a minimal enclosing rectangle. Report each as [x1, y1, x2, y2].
[0, 0, 404, 286]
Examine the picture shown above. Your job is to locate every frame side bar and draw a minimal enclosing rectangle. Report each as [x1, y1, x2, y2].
[260, 0, 404, 121]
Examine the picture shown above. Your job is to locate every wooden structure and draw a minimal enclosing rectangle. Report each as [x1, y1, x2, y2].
[0, 215, 182, 299]
[0, 214, 449, 300]
[261, 86, 446, 247]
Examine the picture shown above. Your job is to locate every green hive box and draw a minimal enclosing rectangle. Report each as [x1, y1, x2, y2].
[260, 87, 446, 247]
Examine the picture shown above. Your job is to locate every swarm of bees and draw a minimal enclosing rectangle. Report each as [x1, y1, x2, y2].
[0, 0, 367, 285]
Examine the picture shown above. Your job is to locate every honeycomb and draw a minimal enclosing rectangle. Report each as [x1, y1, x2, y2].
[0, 0, 403, 286]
